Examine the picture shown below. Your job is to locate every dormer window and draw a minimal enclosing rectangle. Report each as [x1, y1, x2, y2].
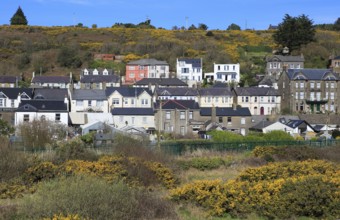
[93, 69, 99, 75]
[103, 69, 108, 75]
[84, 69, 89, 75]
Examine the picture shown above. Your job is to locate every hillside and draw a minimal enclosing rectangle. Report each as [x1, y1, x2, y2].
[0, 25, 339, 85]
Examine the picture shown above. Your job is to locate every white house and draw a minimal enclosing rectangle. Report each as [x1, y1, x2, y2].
[15, 99, 69, 126]
[233, 87, 281, 115]
[198, 87, 234, 108]
[111, 108, 155, 129]
[106, 87, 153, 109]
[69, 89, 109, 113]
[0, 88, 33, 110]
[205, 63, 240, 84]
[176, 58, 203, 87]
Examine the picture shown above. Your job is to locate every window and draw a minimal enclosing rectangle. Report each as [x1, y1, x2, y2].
[11, 100, 14, 108]
[331, 82, 335, 88]
[143, 117, 147, 124]
[300, 82, 304, 88]
[181, 68, 189, 73]
[245, 97, 249, 102]
[233, 65, 235, 70]
[55, 113, 61, 122]
[254, 97, 257, 102]
[215, 97, 219, 103]
[310, 92, 315, 100]
[325, 92, 328, 99]
[231, 74, 236, 79]
[283, 82, 285, 89]
[207, 97, 211, 103]
[0, 99, 3, 107]
[88, 100, 92, 107]
[326, 82, 329, 88]
[96, 101, 103, 107]
[316, 92, 321, 101]
[180, 111, 185, 120]
[299, 92, 304, 99]
[112, 98, 119, 105]
[76, 100, 82, 106]
[260, 96, 264, 102]
[24, 114, 29, 122]
[124, 98, 128, 105]
[218, 65, 220, 70]
[296, 64, 301, 69]
[219, 117, 223, 123]
[330, 92, 335, 100]
[128, 66, 135, 70]
[180, 126, 185, 136]
[241, 118, 245, 125]
[166, 111, 171, 120]
[310, 82, 314, 89]
[139, 66, 144, 70]
[129, 73, 135, 78]
[141, 99, 148, 106]
[140, 73, 144, 78]
[119, 116, 124, 123]
[316, 82, 321, 89]
[290, 64, 294, 69]
[217, 74, 222, 79]
[295, 82, 298, 88]
[131, 99, 135, 105]
[271, 96, 275, 102]
[295, 92, 298, 99]
[227, 117, 232, 124]
[189, 111, 193, 119]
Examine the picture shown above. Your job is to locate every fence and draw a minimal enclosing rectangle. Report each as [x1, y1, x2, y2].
[160, 139, 340, 156]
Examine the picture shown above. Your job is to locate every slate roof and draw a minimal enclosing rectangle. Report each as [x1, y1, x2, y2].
[0, 88, 33, 99]
[199, 87, 233, 96]
[212, 82, 229, 88]
[33, 88, 68, 100]
[155, 100, 200, 110]
[71, 89, 107, 100]
[111, 108, 154, 115]
[233, 87, 279, 96]
[0, 76, 17, 83]
[127, 58, 168, 66]
[286, 69, 338, 81]
[80, 75, 120, 83]
[178, 58, 202, 68]
[32, 76, 70, 84]
[200, 107, 251, 116]
[134, 78, 187, 87]
[333, 56, 340, 60]
[105, 87, 152, 97]
[285, 120, 309, 129]
[250, 120, 275, 131]
[299, 114, 340, 125]
[266, 55, 305, 62]
[17, 100, 68, 112]
[155, 87, 199, 96]
[258, 75, 276, 86]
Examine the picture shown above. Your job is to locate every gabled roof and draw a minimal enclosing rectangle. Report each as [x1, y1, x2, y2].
[199, 87, 233, 96]
[0, 88, 33, 99]
[266, 55, 305, 62]
[250, 120, 275, 131]
[16, 100, 68, 112]
[286, 69, 338, 81]
[111, 108, 154, 116]
[105, 87, 152, 97]
[233, 87, 279, 96]
[155, 100, 200, 110]
[71, 89, 107, 100]
[80, 75, 120, 83]
[200, 107, 251, 117]
[134, 78, 187, 87]
[81, 68, 114, 75]
[127, 58, 168, 66]
[155, 87, 199, 96]
[33, 88, 68, 100]
[0, 75, 17, 83]
[178, 58, 202, 68]
[258, 75, 276, 86]
[285, 120, 309, 129]
[32, 76, 71, 84]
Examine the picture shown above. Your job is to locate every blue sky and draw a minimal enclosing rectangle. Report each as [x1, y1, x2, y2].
[1, 0, 339, 30]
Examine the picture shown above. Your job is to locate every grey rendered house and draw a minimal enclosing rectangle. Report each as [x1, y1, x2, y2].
[278, 69, 339, 114]
[266, 55, 304, 79]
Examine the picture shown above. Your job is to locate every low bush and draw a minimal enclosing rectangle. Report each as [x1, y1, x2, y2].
[178, 157, 226, 171]
[18, 175, 178, 220]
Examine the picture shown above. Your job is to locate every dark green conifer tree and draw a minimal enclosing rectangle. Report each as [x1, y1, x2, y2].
[10, 6, 28, 25]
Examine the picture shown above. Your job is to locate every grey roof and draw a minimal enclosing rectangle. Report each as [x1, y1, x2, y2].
[32, 76, 71, 84]
[200, 107, 251, 116]
[199, 87, 233, 96]
[250, 120, 275, 131]
[286, 69, 338, 81]
[0, 88, 33, 99]
[127, 58, 168, 66]
[0, 75, 17, 83]
[72, 89, 107, 100]
[134, 78, 188, 87]
[111, 108, 154, 116]
[266, 55, 305, 62]
[333, 56, 340, 60]
[155, 100, 200, 110]
[105, 87, 152, 97]
[258, 75, 276, 86]
[299, 114, 340, 125]
[285, 120, 307, 128]
[155, 87, 199, 96]
[233, 87, 279, 96]
[33, 88, 68, 100]
[17, 100, 68, 112]
[178, 58, 202, 68]
[80, 75, 120, 83]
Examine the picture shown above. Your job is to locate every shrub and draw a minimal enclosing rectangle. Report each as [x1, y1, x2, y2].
[0, 137, 32, 181]
[18, 176, 178, 220]
[178, 157, 225, 171]
[54, 138, 98, 163]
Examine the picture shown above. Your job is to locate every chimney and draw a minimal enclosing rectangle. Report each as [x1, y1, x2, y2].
[211, 104, 216, 123]
[64, 95, 69, 111]
[17, 93, 21, 103]
[32, 72, 35, 79]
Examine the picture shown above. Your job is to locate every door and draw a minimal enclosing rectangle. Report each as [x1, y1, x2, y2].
[260, 107, 264, 115]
